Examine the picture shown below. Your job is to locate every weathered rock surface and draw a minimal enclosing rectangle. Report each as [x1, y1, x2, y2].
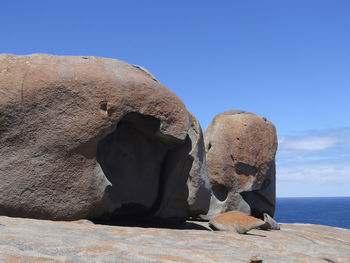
[209, 210, 265, 233]
[203, 110, 278, 219]
[0, 216, 349, 263]
[0, 53, 210, 221]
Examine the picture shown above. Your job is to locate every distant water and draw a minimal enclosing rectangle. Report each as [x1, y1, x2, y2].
[274, 197, 350, 229]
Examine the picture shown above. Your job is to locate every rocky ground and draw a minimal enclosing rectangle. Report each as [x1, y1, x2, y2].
[0, 216, 349, 263]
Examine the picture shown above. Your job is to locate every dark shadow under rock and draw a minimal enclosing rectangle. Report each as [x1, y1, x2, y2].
[92, 217, 210, 231]
[94, 112, 194, 222]
[241, 161, 276, 219]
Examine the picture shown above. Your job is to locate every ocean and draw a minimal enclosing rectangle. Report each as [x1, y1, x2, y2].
[274, 197, 350, 229]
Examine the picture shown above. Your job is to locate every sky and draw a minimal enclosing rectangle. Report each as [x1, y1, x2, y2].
[1, 1, 349, 197]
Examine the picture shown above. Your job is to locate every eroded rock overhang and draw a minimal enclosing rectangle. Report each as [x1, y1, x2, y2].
[0, 54, 210, 222]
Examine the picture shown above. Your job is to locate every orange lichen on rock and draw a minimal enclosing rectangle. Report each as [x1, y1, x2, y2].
[204, 110, 277, 220]
[209, 210, 265, 233]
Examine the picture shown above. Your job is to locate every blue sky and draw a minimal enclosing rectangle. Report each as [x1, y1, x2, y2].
[2, 1, 349, 197]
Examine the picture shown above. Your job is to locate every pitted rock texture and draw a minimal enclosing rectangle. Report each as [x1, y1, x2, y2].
[209, 210, 265, 234]
[0, 216, 349, 263]
[0, 53, 210, 221]
[204, 110, 278, 219]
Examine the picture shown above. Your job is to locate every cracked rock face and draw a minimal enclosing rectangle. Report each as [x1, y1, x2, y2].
[0, 53, 210, 221]
[203, 110, 277, 219]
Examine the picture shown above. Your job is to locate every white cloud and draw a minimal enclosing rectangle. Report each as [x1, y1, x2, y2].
[276, 127, 350, 197]
[277, 127, 350, 161]
[282, 136, 337, 151]
[277, 162, 350, 183]
[277, 161, 350, 197]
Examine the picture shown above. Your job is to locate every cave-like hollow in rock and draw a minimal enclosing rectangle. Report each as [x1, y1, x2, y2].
[94, 112, 193, 223]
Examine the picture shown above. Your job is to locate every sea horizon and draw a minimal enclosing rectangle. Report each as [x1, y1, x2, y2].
[274, 196, 350, 229]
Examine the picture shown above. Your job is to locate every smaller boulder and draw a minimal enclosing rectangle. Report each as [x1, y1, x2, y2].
[203, 110, 278, 220]
[260, 213, 280, 230]
[209, 210, 265, 234]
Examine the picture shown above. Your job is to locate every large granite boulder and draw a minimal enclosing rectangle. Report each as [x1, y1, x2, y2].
[203, 110, 277, 219]
[0, 53, 210, 221]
